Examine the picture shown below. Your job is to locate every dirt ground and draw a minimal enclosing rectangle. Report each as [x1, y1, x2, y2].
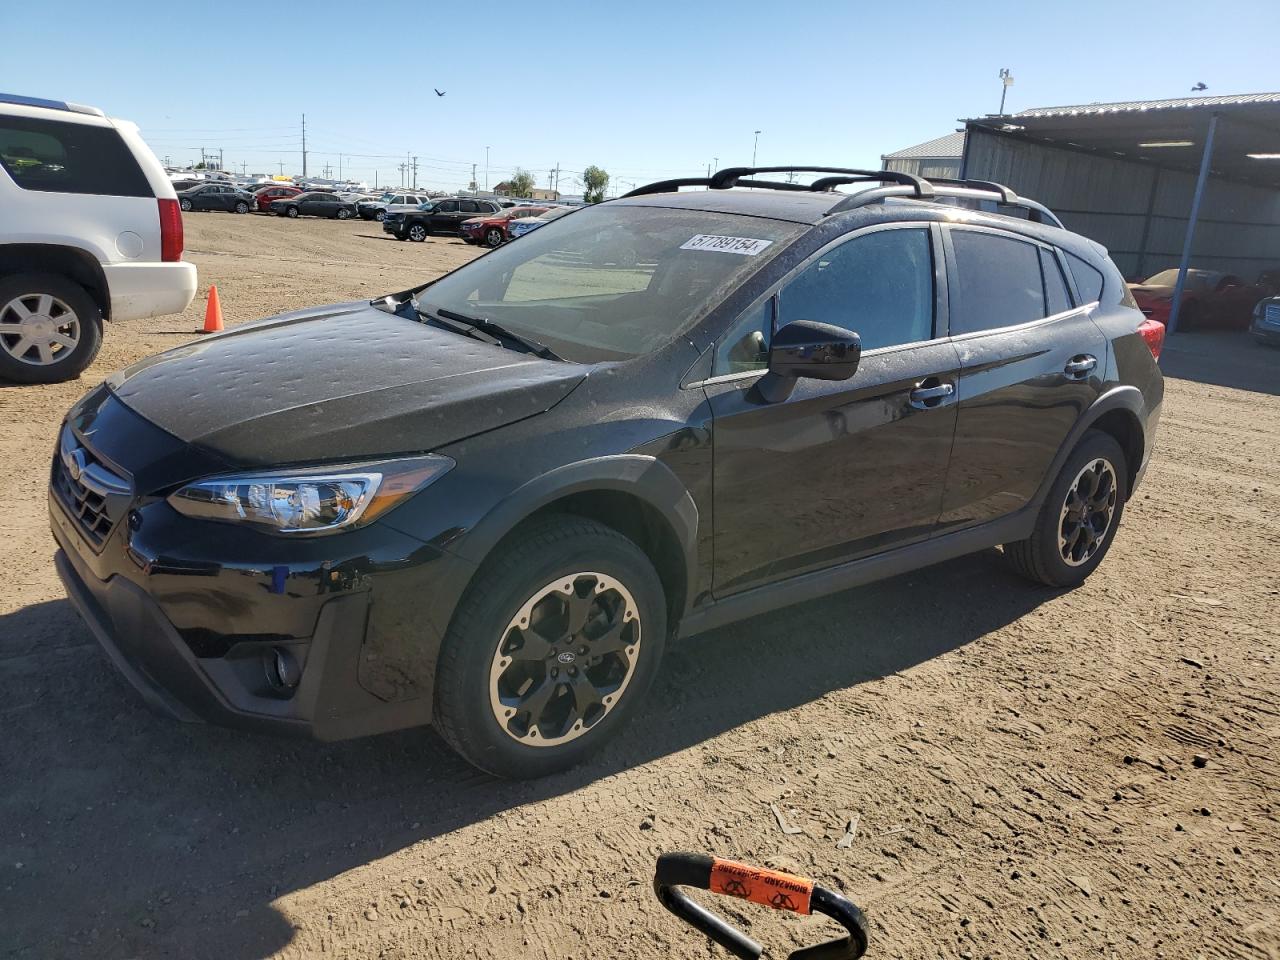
[2, 213, 1278, 960]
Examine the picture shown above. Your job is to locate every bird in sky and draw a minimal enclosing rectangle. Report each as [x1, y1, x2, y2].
[434, 89, 446, 97]
[1191, 82, 1207, 92]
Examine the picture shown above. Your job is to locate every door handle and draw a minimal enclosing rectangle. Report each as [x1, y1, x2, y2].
[909, 379, 955, 410]
[1064, 355, 1097, 379]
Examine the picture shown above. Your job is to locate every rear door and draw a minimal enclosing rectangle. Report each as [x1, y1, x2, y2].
[937, 225, 1106, 531]
[707, 223, 961, 596]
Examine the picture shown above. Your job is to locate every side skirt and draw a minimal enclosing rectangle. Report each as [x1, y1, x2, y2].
[676, 509, 1035, 640]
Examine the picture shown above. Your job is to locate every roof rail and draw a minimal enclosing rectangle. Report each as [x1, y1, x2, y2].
[622, 165, 1063, 228]
[0, 92, 105, 117]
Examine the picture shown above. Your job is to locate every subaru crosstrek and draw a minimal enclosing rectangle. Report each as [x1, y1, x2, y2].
[50, 166, 1164, 778]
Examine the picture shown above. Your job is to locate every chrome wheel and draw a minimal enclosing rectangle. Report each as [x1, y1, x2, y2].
[0, 293, 81, 366]
[485, 228, 504, 248]
[1059, 458, 1118, 566]
[408, 224, 427, 242]
[489, 572, 641, 747]
[179, 198, 192, 211]
[337, 207, 351, 219]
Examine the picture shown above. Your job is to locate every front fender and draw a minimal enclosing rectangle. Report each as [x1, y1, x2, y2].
[453, 454, 699, 614]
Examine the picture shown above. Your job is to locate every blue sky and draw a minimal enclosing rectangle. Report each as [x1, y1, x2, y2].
[3, 0, 1276, 193]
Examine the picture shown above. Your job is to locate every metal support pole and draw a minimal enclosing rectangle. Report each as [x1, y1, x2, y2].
[1166, 112, 1218, 337]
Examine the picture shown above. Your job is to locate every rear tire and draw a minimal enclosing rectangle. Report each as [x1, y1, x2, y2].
[234, 201, 249, 214]
[1004, 429, 1128, 588]
[179, 198, 192, 212]
[0, 274, 103, 384]
[433, 516, 667, 778]
[375, 210, 386, 222]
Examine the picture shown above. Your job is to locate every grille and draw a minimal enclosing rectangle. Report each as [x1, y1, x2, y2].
[52, 429, 131, 548]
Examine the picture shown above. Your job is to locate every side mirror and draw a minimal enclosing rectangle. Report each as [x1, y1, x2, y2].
[755, 320, 861, 403]
[768, 319, 861, 380]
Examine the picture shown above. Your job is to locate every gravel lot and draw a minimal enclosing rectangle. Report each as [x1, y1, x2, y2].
[1, 213, 1278, 960]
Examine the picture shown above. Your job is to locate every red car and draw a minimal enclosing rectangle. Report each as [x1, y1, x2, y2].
[252, 185, 302, 213]
[459, 206, 552, 247]
[1127, 268, 1280, 331]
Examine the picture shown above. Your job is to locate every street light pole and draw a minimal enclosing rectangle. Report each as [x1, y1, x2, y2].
[485, 146, 490, 192]
[752, 131, 761, 167]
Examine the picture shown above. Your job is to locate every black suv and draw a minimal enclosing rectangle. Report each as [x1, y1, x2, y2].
[49, 166, 1163, 778]
[384, 196, 504, 240]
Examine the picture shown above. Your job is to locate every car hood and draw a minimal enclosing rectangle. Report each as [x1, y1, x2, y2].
[1128, 284, 1174, 301]
[106, 301, 586, 467]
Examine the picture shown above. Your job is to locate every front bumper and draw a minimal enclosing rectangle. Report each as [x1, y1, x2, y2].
[1251, 318, 1280, 345]
[51, 491, 451, 739]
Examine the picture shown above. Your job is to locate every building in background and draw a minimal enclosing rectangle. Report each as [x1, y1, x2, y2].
[881, 131, 966, 179]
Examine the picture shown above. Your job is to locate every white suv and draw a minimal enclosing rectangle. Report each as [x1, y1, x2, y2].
[0, 93, 197, 383]
[356, 192, 431, 221]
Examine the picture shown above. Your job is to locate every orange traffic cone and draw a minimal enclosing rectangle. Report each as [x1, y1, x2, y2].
[200, 285, 224, 333]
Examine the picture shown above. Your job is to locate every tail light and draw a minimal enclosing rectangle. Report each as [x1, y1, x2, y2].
[1138, 317, 1165, 360]
[158, 198, 183, 262]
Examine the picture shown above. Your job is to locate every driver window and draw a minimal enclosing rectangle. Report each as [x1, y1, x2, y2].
[778, 228, 934, 351]
[713, 297, 773, 376]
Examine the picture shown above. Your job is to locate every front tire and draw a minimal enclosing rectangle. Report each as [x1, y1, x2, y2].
[1004, 429, 1128, 588]
[286, 206, 299, 218]
[407, 223, 427, 242]
[434, 516, 667, 778]
[337, 207, 351, 220]
[485, 227, 504, 248]
[234, 201, 250, 214]
[0, 274, 103, 384]
[179, 198, 193, 212]
[375, 210, 386, 222]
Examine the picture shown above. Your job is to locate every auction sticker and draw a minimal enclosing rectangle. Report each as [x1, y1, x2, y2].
[681, 234, 774, 256]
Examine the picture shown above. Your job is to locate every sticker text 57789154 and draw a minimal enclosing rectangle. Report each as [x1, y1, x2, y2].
[680, 234, 774, 256]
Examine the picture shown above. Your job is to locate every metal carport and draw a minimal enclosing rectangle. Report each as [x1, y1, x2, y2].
[960, 93, 1280, 333]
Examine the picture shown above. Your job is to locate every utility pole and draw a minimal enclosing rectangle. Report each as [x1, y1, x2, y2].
[471, 162, 477, 194]
[301, 113, 308, 177]
[240, 161, 247, 175]
[218, 148, 224, 171]
[713, 156, 719, 172]
[278, 160, 284, 175]
[164, 154, 171, 167]
[412, 156, 419, 191]
[752, 131, 761, 167]
[484, 146, 490, 192]
[998, 68, 1014, 115]
[397, 162, 407, 187]
[553, 162, 561, 197]
[338, 154, 342, 181]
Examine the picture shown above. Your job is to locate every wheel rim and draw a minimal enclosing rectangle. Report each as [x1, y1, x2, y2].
[1058, 458, 1118, 567]
[409, 226, 426, 241]
[486, 229, 503, 247]
[375, 211, 385, 221]
[488, 572, 641, 747]
[236, 202, 248, 213]
[0, 293, 81, 366]
[288, 207, 298, 217]
[338, 208, 350, 219]
[180, 199, 191, 211]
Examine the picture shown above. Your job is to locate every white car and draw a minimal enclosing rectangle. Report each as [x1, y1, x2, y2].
[507, 204, 576, 240]
[0, 93, 197, 383]
[357, 192, 431, 222]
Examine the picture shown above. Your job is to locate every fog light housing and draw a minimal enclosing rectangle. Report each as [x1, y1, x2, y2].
[265, 646, 301, 690]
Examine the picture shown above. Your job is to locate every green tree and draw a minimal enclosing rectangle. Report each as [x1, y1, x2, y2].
[582, 165, 609, 204]
[506, 168, 536, 198]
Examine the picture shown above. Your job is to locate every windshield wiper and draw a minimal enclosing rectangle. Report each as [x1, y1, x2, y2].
[425, 307, 563, 361]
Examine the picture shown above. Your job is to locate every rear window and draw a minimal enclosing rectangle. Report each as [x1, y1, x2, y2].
[0, 116, 151, 197]
[1065, 252, 1105, 305]
[949, 230, 1046, 335]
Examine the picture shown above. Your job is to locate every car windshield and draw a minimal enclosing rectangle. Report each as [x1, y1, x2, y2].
[415, 203, 803, 362]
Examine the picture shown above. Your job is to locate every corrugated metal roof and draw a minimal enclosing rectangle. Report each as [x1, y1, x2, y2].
[1014, 92, 1280, 119]
[881, 131, 966, 160]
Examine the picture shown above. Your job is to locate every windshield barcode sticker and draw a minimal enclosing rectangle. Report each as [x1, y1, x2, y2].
[681, 234, 774, 256]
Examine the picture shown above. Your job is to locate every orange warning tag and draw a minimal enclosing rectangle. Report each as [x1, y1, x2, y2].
[709, 858, 814, 914]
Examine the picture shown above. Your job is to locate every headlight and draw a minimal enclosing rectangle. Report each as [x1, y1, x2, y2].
[167, 455, 453, 535]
